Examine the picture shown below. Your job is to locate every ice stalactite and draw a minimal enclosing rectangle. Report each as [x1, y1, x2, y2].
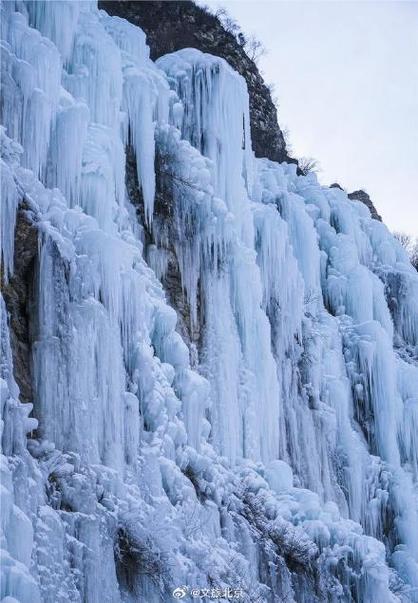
[0, 129, 21, 281]
[253, 160, 418, 595]
[1, 2, 418, 602]
[157, 50, 281, 466]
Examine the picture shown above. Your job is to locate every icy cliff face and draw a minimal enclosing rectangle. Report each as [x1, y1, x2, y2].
[1, 2, 418, 602]
[98, 0, 292, 165]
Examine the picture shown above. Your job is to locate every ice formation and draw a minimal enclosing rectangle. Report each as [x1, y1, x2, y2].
[1, 2, 418, 602]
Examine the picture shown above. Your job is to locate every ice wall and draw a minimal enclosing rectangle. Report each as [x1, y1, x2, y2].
[156, 49, 280, 465]
[1, 1, 418, 601]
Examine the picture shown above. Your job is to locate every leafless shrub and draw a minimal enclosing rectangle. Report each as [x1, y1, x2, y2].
[181, 501, 204, 538]
[394, 232, 418, 270]
[299, 156, 320, 176]
[304, 290, 320, 314]
[115, 528, 166, 578]
[215, 7, 240, 36]
[282, 126, 293, 154]
[394, 231, 412, 250]
[238, 486, 318, 569]
[115, 515, 173, 593]
[213, 7, 266, 65]
[244, 34, 266, 64]
[268, 520, 317, 568]
[266, 82, 279, 106]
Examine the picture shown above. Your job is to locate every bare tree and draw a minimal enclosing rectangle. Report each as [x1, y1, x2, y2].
[394, 232, 418, 271]
[394, 231, 412, 250]
[215, 7, 240, 36]
[244, 34, 266, 64]
[281, 126, 293, 154]
[299, 157, 320, 176]
[214, 8, 266, 65]
[266, 82, 279, 106]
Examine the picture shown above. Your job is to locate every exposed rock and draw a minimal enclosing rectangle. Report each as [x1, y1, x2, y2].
[99, 0, 295, 165]
[1, 202, 38, 402]
[348, 189, 382, 221]
[125, 145, 201, 355]
[330, 184, 382, 221]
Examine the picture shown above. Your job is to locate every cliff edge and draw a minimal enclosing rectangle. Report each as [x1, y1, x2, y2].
[99, 0, 294, 165]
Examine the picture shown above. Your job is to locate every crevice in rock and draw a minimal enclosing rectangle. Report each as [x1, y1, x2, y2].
[1, 202, 38, 403]
[125, 145, 202, 357]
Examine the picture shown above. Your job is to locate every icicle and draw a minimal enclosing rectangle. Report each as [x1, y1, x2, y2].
[99, 10, 150, 68]
[123, 66, 156, 224]
[157, 48, 254, 242]
[0, 159, 20, 282]
[1, 9, 61, 178]
[64, 9, 123, 130]
[1, 2, 418, 599]
[100, 10, 171, 225]
[25, 0, 83, 64]
[46, 90, 89, 206]
[80, 123, 125, 231]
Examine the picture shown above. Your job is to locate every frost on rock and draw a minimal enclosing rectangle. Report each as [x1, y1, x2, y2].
[1, 2, 418, 602]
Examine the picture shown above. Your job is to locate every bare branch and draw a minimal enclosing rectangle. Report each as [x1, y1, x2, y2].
[299, 157, 320, 176]
[244, 34, 266, 64]
[394, 232, 418, 271]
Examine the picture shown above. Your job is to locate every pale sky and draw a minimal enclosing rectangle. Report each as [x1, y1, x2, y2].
[203, 0, 418, 236]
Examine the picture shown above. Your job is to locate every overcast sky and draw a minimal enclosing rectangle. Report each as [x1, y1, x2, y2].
[204, 0, 418, 236]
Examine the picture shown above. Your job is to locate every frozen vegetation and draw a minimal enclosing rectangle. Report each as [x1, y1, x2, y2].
[1, 2, 418, 601]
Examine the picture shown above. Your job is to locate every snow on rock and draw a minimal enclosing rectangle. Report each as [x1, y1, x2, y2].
[1, 1, 418, 601]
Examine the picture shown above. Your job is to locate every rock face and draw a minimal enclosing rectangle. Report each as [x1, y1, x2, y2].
[98, 0, 294, 165]
[331, 184, 382, 221]
[1, 204, 38, 403]
[125, 145, 201, 352]
[348, 189, 382, 221]
[99, 2, 384, 220]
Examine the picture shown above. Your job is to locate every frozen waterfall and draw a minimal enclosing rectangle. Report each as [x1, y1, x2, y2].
[1, 2, 418, 602]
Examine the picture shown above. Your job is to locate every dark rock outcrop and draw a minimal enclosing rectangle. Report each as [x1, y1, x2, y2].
[1, 203, 38, 402]
[348, 189, 382, 221]
[330, 184, 382, 221]
[99, 0, 294, 165]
